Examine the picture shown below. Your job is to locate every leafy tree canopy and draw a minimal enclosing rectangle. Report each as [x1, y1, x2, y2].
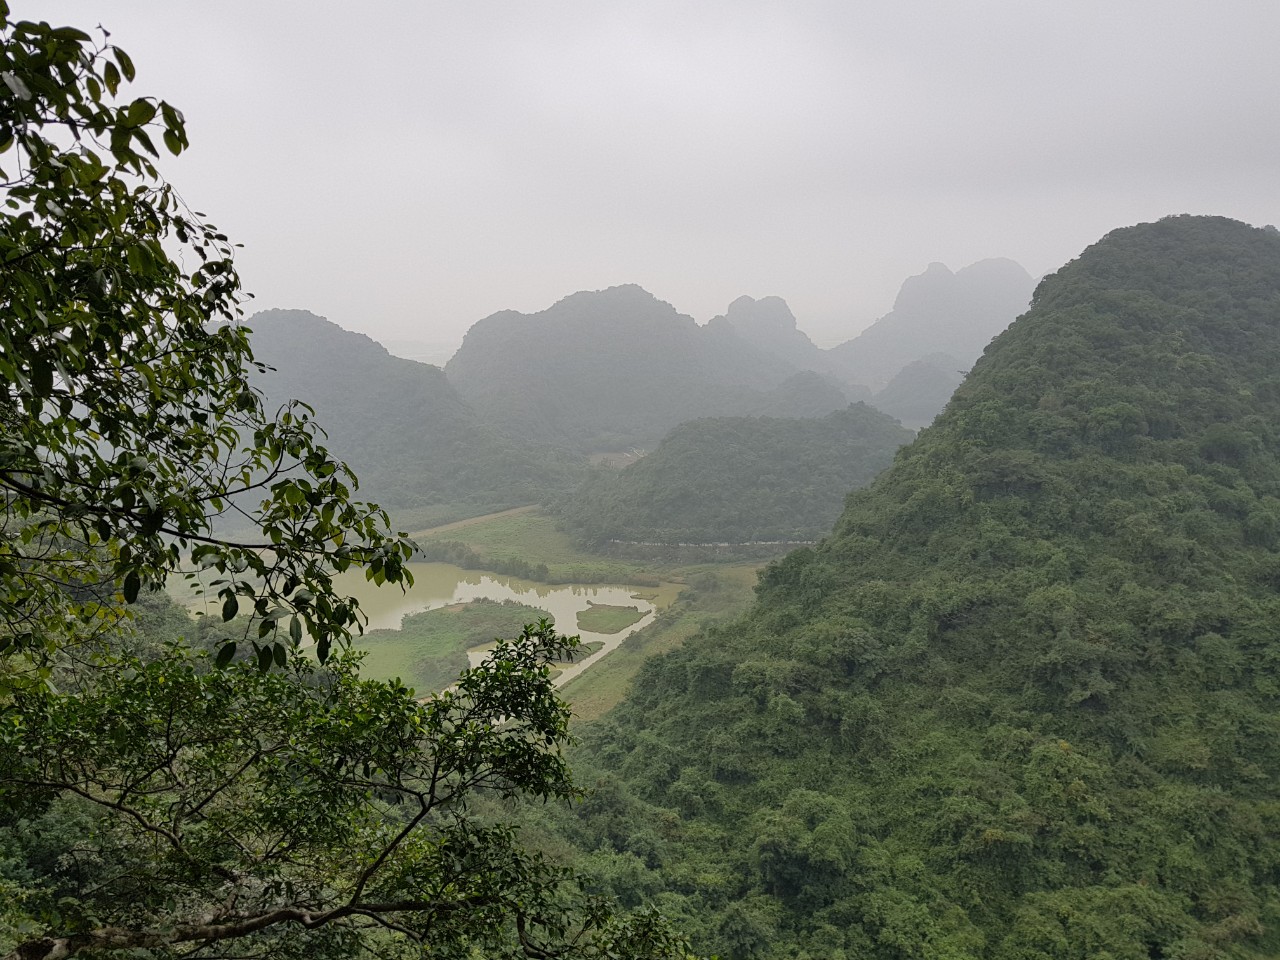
[558, 404, 911, 546]
[0, 6, 414, 674]
[0, 9, 693, 959]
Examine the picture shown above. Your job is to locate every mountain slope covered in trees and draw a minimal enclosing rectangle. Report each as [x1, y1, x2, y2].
[562, 216, 1280, 958]
[246, 309, 580, 512]
[559, 405, 911, 545]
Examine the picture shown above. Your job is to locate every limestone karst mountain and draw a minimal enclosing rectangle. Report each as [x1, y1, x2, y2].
[827, 256, 1036, 391]
[870, 352, 966, 428]
[245, 309, 578, 513]
[706, 294, 837, 377]
[444, 284, 848, 452]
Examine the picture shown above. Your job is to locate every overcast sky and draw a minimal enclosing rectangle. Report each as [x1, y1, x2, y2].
[33, 1, 1280, 351]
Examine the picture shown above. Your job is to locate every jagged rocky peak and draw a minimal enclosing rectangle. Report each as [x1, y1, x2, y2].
[889, 260, 955, 313]
[826, 256, 1036, 391]
[708, 293, 832, 374]
[721, 294, 801, 332]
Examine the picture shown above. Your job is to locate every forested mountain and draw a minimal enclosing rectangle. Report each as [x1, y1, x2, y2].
[246, 309, 580, 511]
[827, 257, 1035, 390]
[559, 405, 911, 545]
[745, 370, 859, 419]
[871, 353, 966, 427]
[561, 217, 1280, 958]
[444, 285, 848, 452]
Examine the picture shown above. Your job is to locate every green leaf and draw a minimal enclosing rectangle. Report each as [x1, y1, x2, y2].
[256, 645, 273, 672]
[112, 46, 136, 82]
[127, 99, 157, 127]
[272, 642, 286, 667]
[30, 356, 52, 398]
[50, 26, 93, 41]
[289, 615, 302, 643]
[214, 642, 236, 669]
[221, 594, 238, 622]
[2, 71, 32, 101]
[122, 571, 140, 604]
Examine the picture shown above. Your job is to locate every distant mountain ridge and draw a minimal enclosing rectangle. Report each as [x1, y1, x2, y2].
[244, 309, 579, 513]
[241, 257, 1033, 517]
[442, 261, 1031, 449]
[444, 284, 849, 452]
[827, 257, 1036, 390]
[705, 295, 839, 379]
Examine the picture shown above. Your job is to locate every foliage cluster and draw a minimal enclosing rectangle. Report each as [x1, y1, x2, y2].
[0, 10, 411, 675]
[557, 217, 1280, 959]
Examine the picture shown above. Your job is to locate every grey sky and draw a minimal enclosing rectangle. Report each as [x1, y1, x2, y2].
[33, 1, 1280, 349]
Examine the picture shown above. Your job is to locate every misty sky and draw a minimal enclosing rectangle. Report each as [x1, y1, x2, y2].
[33, 1, 1280, 351]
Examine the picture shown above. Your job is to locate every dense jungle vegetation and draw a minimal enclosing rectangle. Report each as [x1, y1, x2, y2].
[547, 216, 1280, 959]
[559, 405, 911, 545]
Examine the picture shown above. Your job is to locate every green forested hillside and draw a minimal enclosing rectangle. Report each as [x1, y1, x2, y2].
[559, 405, 911, 545]
[245, 309, 581, 512]
[562, 217, 1280, 958]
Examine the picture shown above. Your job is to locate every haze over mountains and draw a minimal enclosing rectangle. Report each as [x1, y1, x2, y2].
[242, 255, 1033, 537]
[826, 257, 1037, 390]
[244, 309, 578, 515]
[444, 284, 847, 452]
[444, 259, 1034, 446]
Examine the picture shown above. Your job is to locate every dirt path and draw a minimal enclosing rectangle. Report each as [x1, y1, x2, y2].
[405, 505, 538, 540]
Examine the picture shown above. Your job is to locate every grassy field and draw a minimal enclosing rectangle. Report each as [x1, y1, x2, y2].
[413, 510, 673, 585]
[576, 603, 646, 634]
[401, 504, 539, 539]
